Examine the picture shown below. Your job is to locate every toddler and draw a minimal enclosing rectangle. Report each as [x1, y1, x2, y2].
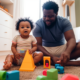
[3, 18, 43, 70]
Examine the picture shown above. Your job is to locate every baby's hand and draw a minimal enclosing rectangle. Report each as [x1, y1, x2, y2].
[29, 49, 33, 54]
[14, 52, 21, 59]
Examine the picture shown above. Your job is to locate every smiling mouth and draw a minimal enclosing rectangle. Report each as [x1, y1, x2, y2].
[46, 21, 51, 25]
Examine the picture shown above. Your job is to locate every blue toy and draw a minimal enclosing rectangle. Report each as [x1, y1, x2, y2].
[55, 64, 60, 68]
[6, 70, 19, 80]
[56, 66, 64, 74]
[55, 64, 64, 74]
[20, 49, 25, 53]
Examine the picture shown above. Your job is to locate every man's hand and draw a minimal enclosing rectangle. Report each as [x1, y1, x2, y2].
[52, 56, 61, 65]
[60, 51, 70, 66]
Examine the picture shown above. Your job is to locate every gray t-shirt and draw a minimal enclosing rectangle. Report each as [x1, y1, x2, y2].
[33, 16, 72, 47]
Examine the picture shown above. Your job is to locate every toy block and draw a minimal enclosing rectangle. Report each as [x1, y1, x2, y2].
[56, 66, 64, 74]
[0, 70, 6, 80]
[55, 64, 64, 74]
[19, 50, 36, 71]
[60, 74, 79, 80]
[6, 70, 19, 80]
[42, 69, 47, 76]
[36, 75, 47, 80]
[43, 56, 50, 69]
[47, 68, 58, 80]
[46, 63, 49, 67]
[55, 64, 60, 68]
[20, 49, 25, 53]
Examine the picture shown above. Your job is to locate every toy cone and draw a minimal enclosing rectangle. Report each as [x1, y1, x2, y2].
[19, 50, 36, 71]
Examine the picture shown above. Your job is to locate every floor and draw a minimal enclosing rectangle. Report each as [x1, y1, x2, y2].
[0, 55, 7, 70]
[0, 55, 80, 70]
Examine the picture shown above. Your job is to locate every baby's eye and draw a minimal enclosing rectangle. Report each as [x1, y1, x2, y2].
[26, 26, 29, 28]
[21, 26, 24, 28]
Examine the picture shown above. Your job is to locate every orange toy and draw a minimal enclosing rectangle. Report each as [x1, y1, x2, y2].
[43, 56, 50, 69]
[19, 50, 36, 71]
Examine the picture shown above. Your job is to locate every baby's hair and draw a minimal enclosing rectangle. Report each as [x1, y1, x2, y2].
[16, 18, 34, 30]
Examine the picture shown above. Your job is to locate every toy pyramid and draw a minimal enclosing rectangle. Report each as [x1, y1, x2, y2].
[19, 50, 36, 71]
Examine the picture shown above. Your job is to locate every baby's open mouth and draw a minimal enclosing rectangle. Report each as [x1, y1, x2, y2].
[24, 31, 27, 33]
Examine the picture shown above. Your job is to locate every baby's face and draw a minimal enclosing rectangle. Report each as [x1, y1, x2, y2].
[19, 21, 31, 37]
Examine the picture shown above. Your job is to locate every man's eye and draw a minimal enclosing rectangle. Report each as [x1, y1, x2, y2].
[43, 15, 46, 17]
[21, 27, 24, 28]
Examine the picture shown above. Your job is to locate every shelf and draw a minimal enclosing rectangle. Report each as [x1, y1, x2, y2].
[62, 0, 74, 6]
[0, 0, 13, 4]
[0, 8, 13, 18]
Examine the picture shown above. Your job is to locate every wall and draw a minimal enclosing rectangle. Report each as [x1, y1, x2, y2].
[75, 0, 80, 27]
[70, 1, 76, 28]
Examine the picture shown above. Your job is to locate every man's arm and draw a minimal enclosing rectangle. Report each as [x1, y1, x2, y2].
[36, 37, 60, 64]
[60, 29, 76, 65]
[36, 37, 53, 57]
[64, 30, 76, 54]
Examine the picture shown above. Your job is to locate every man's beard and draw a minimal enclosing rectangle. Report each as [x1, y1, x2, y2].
[44, 18, 57, 29]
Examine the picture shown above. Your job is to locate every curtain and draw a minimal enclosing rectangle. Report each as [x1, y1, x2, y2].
[12, 0, 24, 38]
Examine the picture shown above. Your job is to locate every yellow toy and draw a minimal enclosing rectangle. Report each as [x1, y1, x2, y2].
[43, 56, 51, 69]
[19, 50, 36, 71]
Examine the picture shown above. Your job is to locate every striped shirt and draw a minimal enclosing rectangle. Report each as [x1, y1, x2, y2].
[12, 35, 37, 53]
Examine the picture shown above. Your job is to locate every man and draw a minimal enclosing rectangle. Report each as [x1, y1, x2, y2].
[33, 1, 80, 66]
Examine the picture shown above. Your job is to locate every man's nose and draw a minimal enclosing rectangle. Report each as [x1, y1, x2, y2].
[45, 17, 50, 20]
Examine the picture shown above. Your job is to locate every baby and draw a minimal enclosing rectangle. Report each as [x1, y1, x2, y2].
[3, 18, 43, 70]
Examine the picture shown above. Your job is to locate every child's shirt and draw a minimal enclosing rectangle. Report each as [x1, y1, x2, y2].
[12, 35, 37, 53]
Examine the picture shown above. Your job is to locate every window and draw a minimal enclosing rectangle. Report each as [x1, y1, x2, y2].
[23, 0, 49, 35]
[23, 0, 49, 22]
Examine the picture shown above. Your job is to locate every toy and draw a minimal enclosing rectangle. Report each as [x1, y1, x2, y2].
[19, 50, 36, 71]
[0, 71, 6, 80]
[6, 70, 19, 80]
[43, 56, 50, 69]
[20, 49, 25, 53]
[0, 70, 19, 80]
[55, 64, 60, 68]
[42, 69, 47, 76]
[60, 74, 79, 80]
[55, 64, 64, 74]
[47, 68, 58, 80]
[36, 68, 58, 80]
[56, 66, 64, 74]
[36, 75, 47, 80]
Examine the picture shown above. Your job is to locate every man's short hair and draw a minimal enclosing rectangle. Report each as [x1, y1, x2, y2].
[42, 1, 59, 14]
